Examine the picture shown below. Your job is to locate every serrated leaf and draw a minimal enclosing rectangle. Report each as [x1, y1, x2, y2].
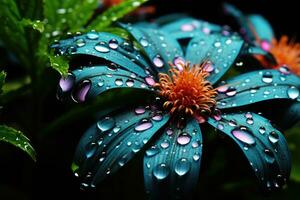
[49, 55, 69, 76]
[0, 125, 36, 162]
[21, 18, 45, 32]
[88, 0, 149, 31]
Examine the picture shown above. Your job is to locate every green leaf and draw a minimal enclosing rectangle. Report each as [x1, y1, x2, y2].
[0, 0, 28, 55]
[88, 0, 149, 31]
[49, 55, 69, 76]
[21, 18, 45, 32]
[0, 125, 36, 162]
[286, 125, 300, 182]
[0, 71, 6, 94]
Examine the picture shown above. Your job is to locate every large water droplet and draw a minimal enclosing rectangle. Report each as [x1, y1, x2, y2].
[108, 39, 119, 49]
[59, 74, 75, 92]
[264, 149, 275, 164]
[279, 66, 290, 75]
[114, 78, 123, 86]
[232, 127, 256, 145]
[145, 146, 160, 157]
[287, 86, 299, 99]
[135, 107, 146, 114]
[268, 131, 279, 144]
[76, 38, 86, 47]
[126, 79, 134, 87]
[174, 158, 191, 176]
[225, 87, 237, 97]
[262, 72, 273, 83]
[160, 140, 170, 149]
[153, 163, 170, 180]
[72, 80, 91, 103]
[97, 117, 115, 132]
[87, 32, 99, 40]
[140, 37, 149, 47]
[145, 76, 156, 86]
[135, 119, 153, 132]
[85, 142, 97, 158]
[95, 43, 110, 53]
[177, 132, 191, 145]
[153, 55, 164, 68]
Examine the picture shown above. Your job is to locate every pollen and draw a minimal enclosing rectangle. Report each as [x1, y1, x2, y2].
[258, 36, 300, 75]
[155, 62, 217, 116]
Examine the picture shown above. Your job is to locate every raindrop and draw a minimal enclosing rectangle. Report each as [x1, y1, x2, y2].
[174, 158, 191, 176]
[203, 62, 215, 73]
[145, 76, 156, 86]
[87, 32, 99, 40]
[152, 114, 163, 121]
[279, 66, 290, 75]
[146, 146, 160, 157]
[59, 74, 75, 92]
[192, 140, 201, 148]
[97, 117, 115, 132]
[140, 37, 149, 47]
[268, 131, 279, 144]
[153, 163, 170, 180]
[246, 118, 254, 125]
[181, 24, 195, 32]
[113, 126, 121, 133]
[85, 142, 97, 158]
[72, 80, 91, 103]
[177, 132, 191, 145]
[214, 41, 221, 48]
[173, 56, 185, 71]
[135, 119, 153, 132]
[225, 87, 237, 96]
[135, 107, 146, 114]
[193, 154, 200, 161]
[287, 86, 299, 99]
[108, 39, 119, 49]
[264, 149, 275, 164]
[217, 85, 228, 93]
[95, 43, 110, 53]
[114, 79, 123, 86]
[126, 79, 134, 87]
[228, 120, 237, 127]
[262, 72, 273, 84]
[259, 126, 266, 134]
[166, 128, 173, 135]
[75, 38, 86, 47]
[153, 55, 164, 68]
[160, 140, 169, 149]
[231, 127, 256, 145]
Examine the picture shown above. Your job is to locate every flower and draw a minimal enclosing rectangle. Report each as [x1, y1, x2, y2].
[53, 16, 299, 199]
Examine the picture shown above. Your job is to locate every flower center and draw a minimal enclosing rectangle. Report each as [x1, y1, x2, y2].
[257, 36, 300, 76]
[155, 62, 217, 116]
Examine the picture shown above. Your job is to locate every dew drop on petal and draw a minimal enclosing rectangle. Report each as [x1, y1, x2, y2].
[87, 32, 99, 40]
[177, 132, 191, 145]
[174, 158, 191, 176]
[145, 76, 156, 86]
[231, 127, 256, 145]
[108, 39, 119, 49]
[85, 142, 97, 158]
[145, 146, 160, 157]
[262, 72, 273, 83]
[59, 74, 75, 92]
[153, 163, 170, 180]
[135, 119, 153, 132]
[72, 80, 91, 103]
[268, 131, 279, 144]
[153, 55, 164, 68]
[97, 117, 115, 132]
[135, 107, 146, 115]
[95, 43, 110, 53]
[287, 86, 299, 99]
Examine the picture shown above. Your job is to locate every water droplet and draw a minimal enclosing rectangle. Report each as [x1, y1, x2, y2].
[76, 38, 86, 47]
[135, 119, 153, 132]
[192, 140, 201, 148]
[59, 74, 75, 92]
[225, 87, 237, 96]
[214, 41, 221, 48]
[181, 24, 195, 32]
[72, 80, 91, 103]
[259, 126, 266, 134]
[166, 128, 173, 135]
[108, 39, 119, 49]
[217, 85, 228, 93]
[152, 114, 163, 121]
[246, 118, 254, 125]
[203, 62, 215, 73]
[87, 32, 99, 40]
[279, 66, 290, 75]
[153, 55, 164, 68]
[177, 132, 191, 145]
[114, 78, 123, 86]
[262, 72, 273, 83]
[146, 146, 160, 157]
[193, 153, 200, 161]
[145, 76, 156, 86]
[97, 118, 115, 134]
[85, 142, 97, 158]
[264, 149, 275, 164]
[95, 43, 110, 53]
[135, 107, 145, 114]
[287, 86, 299, 99]
[268, 131, 279, 144]
[153, 163, 170, 180]
[160, 140, 169, 149]
[174, 158, 191, 176]
[173, 56, 185, 71]
[231, 127, 256, 145]
[140, 37, 149, 47]
[126, 79, 134, 87]
[228, 120, 237, 127]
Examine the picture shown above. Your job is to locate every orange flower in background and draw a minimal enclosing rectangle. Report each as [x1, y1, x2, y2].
[257, 36, 300, 76]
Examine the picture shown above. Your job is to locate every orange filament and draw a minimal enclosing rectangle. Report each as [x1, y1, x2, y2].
[257, 36, 300, 75]
[156, 63, 217, 116]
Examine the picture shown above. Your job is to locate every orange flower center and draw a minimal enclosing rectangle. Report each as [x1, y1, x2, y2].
[155, 63, 217, 116]
[270, 36, 300, 75]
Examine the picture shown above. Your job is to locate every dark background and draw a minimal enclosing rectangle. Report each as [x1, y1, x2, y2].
[0, 0, 299, 199]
